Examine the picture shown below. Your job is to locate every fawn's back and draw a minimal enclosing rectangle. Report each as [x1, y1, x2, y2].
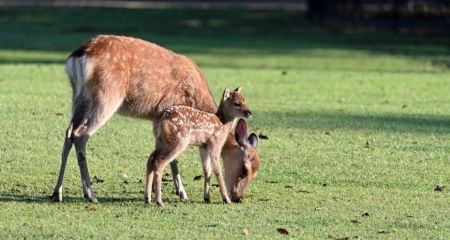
[156, 106, 224, 146]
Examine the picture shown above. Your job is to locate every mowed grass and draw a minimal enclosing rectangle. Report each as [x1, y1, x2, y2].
[0, 7, 449, 239]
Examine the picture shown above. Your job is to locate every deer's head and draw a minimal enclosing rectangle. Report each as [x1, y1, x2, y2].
[222, 119, 260, 203]
[219, 87, 252, 120]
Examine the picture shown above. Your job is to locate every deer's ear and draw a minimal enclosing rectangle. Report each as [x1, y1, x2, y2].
[248, 133, 258, 148]
[234, 86, 242, 93]
[222, 88, 231, 101]
[235, 119, 248, 147]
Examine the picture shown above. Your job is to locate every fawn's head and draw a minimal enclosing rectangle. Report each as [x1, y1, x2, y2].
[218, 87, 252, 121]
[222, 119, 260, 203]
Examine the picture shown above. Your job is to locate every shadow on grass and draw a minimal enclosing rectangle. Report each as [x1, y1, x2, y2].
[0, 7, 448, 65]
[0, 192, 232, 206]
[257, 110, 450, 134]
[0, 192, 144, 204]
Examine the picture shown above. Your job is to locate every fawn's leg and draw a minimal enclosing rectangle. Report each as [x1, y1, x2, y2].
[200, 146, 212, 203]
[169, 160, 188, 200]
[52, 124, 74, 202]
[144, 151, 157, 203]
[210, 145, 231, 204]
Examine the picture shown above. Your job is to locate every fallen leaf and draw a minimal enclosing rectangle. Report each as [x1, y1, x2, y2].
[243, 228, 250, 236]
[276, 228, 289, 235]
[193, 175, 202, 181]
[362, 212, 370, 217]
[378, 230, 390, 234]
[434, 185, 445, 192]
[351, 219, 360, 224]
[258, 133, 269, 140]
[85, 206, 96, 212]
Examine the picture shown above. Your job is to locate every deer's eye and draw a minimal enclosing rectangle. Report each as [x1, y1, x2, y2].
[233, 102, 241, 107]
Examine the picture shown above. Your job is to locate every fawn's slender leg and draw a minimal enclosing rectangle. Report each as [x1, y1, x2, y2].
[200, 146, 212, 203]
[147, 141, 189, 207]
[145, 154, 156, 203]
[210, 146, 231, 204]
[169, 160, 188, 200]
[52, 124, 74, 202]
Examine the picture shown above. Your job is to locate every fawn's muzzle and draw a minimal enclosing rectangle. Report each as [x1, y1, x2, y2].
[243, 110, 252, 118]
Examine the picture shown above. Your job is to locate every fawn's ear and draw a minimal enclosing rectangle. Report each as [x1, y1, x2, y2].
[234, 86, 242, 93]
[235, 119, 248, 147]
[222, 88, 231, 101]
[248, 133, 258, 148]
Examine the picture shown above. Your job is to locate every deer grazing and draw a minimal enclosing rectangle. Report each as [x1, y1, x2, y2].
[146, 88, 251, 206]
[52, 35, 260, 204]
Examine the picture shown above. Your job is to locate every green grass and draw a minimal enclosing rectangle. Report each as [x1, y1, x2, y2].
[0, 7, 449, 239]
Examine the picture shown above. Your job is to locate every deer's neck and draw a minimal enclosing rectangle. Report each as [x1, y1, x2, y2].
[216, 106, 234, 125]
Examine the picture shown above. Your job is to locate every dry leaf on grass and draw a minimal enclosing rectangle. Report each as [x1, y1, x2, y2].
[276, 228, 289, 235]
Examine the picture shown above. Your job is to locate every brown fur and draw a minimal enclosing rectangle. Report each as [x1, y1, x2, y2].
[146, 89, 251, 206]
[52, 35, 260, 203]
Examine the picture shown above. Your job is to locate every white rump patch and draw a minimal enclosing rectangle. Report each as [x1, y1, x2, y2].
[65, 55, 90, 98]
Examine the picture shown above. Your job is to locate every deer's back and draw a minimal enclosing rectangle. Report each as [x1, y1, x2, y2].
[156, 106, 223, 146]
[74, 35, 217, 119]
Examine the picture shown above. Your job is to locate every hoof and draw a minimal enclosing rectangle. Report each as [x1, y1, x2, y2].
[204, 198, 211, 204]
[179, 191, 188, 200]
[223, 198, 231, 204]
[52, 191, 62, 202]
[144, 197, 151, 204]
[157, 201, 164, 207]
[84, 193, 98, 204]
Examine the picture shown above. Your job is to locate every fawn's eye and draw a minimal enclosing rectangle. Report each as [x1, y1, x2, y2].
[233, 102, 241, 107]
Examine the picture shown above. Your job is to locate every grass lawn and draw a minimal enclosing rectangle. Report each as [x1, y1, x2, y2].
[0, 7, 449, 239]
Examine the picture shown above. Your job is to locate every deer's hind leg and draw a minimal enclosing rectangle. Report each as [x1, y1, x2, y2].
[52, 123, 74, 202]
[146, 139, 189, 207]
[70, 84, 125, 203]
[169, 160, 188, 200]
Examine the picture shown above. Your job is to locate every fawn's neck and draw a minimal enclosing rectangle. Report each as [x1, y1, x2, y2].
[216, 106, 235, 126]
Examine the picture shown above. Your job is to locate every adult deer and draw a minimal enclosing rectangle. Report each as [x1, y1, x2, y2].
[52, 35, 260, 203]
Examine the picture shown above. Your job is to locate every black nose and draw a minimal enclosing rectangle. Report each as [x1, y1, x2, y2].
[244, 110, 252, 118]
